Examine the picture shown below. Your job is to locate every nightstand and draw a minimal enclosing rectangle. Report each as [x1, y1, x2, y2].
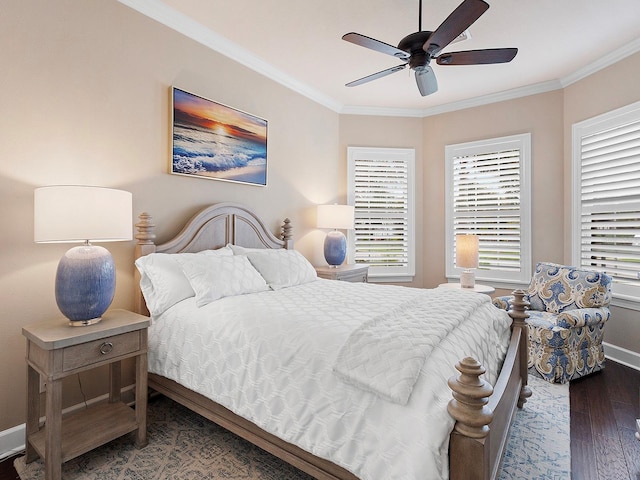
[438, 282, 495, 295]
[23, 309, 149, 480]
[316, 264, 369, 283]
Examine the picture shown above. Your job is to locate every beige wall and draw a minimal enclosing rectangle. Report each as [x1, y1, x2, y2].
[0, 0, 340, 430]
[421, 91, 565, 290]
[563, 51, 640, 354]
[1, 0, 639, 434]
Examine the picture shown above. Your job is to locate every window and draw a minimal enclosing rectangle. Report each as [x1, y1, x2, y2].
[572, 100, 640, 308]
[445, 134, 532, 287]
[347, 147, 415, 282]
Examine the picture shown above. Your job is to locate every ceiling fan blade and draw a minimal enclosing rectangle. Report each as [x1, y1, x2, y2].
[437, 48, 518, 65]
[423, 0, 489, 56]
[415, 67, 438, 96]
[346, 64, 407, 87]
[342, 32, 411, 60]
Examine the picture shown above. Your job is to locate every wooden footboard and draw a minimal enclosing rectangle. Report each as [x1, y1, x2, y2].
[134, 203, 530, 480]
[448, 290, 530, 480]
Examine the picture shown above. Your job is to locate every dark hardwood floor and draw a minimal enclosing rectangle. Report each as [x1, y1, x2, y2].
[0, 452, 20, 480]
[570, 360, 640, 480]
[1, 360, 638, 480]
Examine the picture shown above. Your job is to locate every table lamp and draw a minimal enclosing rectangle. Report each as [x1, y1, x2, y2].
[317, 204, 354, 267]
[456, 233, 479, 288]
[34, 185, 133, 326]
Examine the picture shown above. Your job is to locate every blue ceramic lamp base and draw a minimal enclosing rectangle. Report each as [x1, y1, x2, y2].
[324, 230, 347, 267]
[55, 243, 116, 326]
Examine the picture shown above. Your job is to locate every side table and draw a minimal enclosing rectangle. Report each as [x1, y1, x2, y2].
[23, 309, 149, 480]
[315, 264, 369, 283]
[438, 282, 495, 295]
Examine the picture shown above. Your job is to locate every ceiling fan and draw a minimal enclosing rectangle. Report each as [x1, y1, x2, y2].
[342, 0, 517, 96]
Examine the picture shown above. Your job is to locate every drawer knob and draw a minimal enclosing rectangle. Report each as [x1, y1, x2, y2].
[99, 342, 114, 355]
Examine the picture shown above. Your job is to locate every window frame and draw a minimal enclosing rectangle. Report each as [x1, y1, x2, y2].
[445, 133, 532, 289]
[571, 100, 640, 310]
[347, 146, 415, 283]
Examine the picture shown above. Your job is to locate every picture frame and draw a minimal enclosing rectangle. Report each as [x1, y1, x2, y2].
[171, 87, 268, 186]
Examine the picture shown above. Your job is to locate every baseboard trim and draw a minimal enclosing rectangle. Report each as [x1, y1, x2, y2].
[0, 424, 25, 460]
[604, 342, 640, 371]
[0, 384, 135, 460]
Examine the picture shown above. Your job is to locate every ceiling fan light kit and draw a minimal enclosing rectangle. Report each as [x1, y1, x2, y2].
[342, 0, 517, 96]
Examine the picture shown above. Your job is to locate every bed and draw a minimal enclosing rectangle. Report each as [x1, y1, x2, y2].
[133, 202, 531, 480]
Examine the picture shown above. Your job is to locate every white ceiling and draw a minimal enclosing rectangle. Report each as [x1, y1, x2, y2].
[121, 0, 640, 116]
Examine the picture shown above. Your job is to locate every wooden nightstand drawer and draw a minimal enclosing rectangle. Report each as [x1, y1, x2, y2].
[63, 331, 141, 371]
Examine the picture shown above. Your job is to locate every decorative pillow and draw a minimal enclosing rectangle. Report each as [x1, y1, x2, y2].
[134, 247, 232, 316]
[246, 249, 317, 290]
[176, 254, 269, 307]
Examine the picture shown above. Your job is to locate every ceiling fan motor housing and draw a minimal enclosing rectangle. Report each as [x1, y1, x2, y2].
[398, 31, 433, 69]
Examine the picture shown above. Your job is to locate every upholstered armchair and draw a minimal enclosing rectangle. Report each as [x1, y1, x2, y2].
[493, 262, 612, 384]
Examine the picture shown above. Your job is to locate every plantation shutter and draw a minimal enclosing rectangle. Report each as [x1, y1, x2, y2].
[452, 149, 522, 273]
[347, 147, 415, 281]
[577, 118, 640, 285]
[445, 133, 531, 285]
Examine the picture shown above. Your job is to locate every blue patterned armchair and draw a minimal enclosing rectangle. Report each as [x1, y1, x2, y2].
[493, 262, 612, 384]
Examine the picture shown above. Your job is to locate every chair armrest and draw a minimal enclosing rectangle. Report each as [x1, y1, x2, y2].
[492, 296, 514, 310]
[556, 308, 611, 328]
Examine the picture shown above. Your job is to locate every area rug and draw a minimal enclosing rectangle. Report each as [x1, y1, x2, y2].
[498, 375, 571, 480]
[15, 375, 569, 480]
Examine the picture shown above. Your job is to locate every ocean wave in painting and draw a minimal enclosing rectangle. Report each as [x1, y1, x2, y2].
[173, 123, 267, 185]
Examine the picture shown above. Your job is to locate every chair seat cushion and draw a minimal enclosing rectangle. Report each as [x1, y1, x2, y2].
[527, 311, 606, 383]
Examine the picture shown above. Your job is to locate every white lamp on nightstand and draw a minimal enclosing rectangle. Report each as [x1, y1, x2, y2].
[317, 204, 354, 267]
[456, 233, 479, 288]
[34, 185, 133, 326]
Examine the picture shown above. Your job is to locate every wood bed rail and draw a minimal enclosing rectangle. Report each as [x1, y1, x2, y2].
[447, 289, 530, 480]
[509, 289, 532, 407]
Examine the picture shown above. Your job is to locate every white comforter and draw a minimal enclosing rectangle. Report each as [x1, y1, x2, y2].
[148, 279, 512, 480]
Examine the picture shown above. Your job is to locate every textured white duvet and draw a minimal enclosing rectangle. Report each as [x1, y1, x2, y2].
[148, 279, 512, 480]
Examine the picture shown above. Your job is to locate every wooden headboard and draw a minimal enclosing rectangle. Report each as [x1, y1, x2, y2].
[133, 202, 293, 315]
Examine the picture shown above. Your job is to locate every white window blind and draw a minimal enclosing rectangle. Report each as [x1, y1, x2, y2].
[572, 101, 640, 304]
[445, 134, 531, 286]
[347, 147, 415, 282]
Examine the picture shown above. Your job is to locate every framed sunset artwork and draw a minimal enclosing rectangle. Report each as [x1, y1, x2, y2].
[171, 87, 268, 186]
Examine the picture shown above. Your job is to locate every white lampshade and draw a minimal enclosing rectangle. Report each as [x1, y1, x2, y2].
[34, 185, 132, 325]
[317, 204, 354, 230]
[34, 185, 133, 243]
[456, 234, 479, 269]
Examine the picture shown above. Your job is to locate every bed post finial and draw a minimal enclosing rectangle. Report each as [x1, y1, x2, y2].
[281, 218, 293, 249]
[447, 357, 494, 439]
[135, 212, 156, 245]
[510, 289, 532, 407]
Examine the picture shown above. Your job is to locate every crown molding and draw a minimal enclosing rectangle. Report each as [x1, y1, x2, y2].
[117, 0, 343, 113]
[561, 37, 640, 88]
[419, 80, 563, 117]
[119, 0, 640, 119]
[340, 80, 563, 117]
[340, 105, 425, 118]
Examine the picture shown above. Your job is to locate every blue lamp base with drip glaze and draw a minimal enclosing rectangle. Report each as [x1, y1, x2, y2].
[55, 244, 116, 326]
[323, 230, 347, 267]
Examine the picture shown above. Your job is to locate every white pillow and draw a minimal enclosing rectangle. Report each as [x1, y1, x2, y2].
[227, 244, 267, 255]
[246, 249, 317, 290]
[176, 254, 269, 307]
[134, 247, 232, 316]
